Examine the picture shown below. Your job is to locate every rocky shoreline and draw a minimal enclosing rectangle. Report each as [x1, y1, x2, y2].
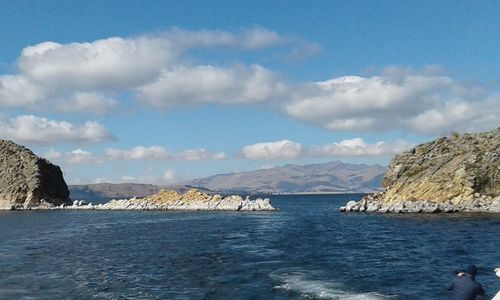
[11, 189, 276, 211]
[340, 193, 500, 213]
[340, 128, 500, 214]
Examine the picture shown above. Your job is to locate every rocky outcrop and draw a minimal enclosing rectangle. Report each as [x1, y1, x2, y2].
[0, 140, 70, 210]
[63, 188, 276, 211]
[340, 128, 500, 213]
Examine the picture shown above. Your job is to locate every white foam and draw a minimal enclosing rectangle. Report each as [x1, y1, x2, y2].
[272, 270, 396, 300]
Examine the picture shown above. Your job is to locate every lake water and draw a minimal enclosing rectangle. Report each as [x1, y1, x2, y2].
[0, 194, 499, 299]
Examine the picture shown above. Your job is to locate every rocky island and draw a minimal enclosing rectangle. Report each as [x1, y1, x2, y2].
[67, 188, 275, 211]
[340, 128, 500, 213]
[1, 140, 275, 211]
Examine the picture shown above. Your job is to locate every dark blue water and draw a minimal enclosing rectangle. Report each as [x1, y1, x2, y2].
[0, 194, 499, 299]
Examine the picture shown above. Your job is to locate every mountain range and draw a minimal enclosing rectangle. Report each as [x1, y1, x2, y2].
[69, 161, 386, 200]
[188, 160, 386, 194]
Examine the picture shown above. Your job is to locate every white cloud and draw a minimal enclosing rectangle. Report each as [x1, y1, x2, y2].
[42, 148, 100, 164]
[1, 27, 314, 114]
[178, 149, 226, 161]
[66, 149, 98, 164]
[0, 115, 114, 146]
[0, 75, 46, 107]
[121, 176, 135, 182]
[242, 140, 303, 160]
[93, 177, 108, 184]
[19, 38, 176, 90]
[408, 96, 500, 134]
[284, 68, 500, 134]
[240, 27, 283, 49]
[162, 26, 285, 50]
[104, 146, 172, 161]
[103, 146, 226, 161]
[14, 28, 302, 93]
[138, 64, 286, 107]
[241, 138, 414, 160]
[58, 92, 118, 115]
[163, 169, 176, 184]
[308, 138, 414, 157]
[42, 148, 63, 160]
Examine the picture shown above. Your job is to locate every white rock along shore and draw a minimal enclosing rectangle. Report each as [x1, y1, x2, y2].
[13, 189, 276, 211]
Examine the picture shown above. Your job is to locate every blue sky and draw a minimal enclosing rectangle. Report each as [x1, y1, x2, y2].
[0, 1, 499, 184]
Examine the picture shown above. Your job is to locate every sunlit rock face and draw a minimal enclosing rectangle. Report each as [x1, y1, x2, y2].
[341, 128, 500, 213]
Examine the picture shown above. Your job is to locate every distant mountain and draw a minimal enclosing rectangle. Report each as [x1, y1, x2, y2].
[69, 161, 387, 200]
[188, 161, 386, 194]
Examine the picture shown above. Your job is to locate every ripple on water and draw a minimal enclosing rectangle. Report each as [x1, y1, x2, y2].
[271, 268, 397, 300]
[0, 195, 499, 299]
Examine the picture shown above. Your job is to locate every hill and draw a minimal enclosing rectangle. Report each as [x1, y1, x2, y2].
[69, 161, 387, 200]
[188, 161, 386, 194]
[341, 128, 500, 213]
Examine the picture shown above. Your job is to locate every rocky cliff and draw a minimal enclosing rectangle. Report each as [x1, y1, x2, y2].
[0, 140, 70, 210]
[341, 128, 500, 213]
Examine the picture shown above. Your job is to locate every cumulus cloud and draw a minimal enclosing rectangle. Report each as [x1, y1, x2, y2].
[19, 38, 176, 90]
[178, 149, 226, 160]
[1, 27, 313, 114]
[162, 26, 285, 50]
[242, 140, 303, 160]
[103, 146, 226, 161]
[0, 115, 114, 145]
[285, 68, 500, 134]
[58, 92, 118, 115]
[308, 138, 414, 157]
[0, 75, 46, 107]
[42, 145, 227, 166]
[15, 27, 302, 93]
[241, 138, 414, 160]
[42, 148, 100, 164]
[104, 146, 172, 161]
[138, 64, 286, 107]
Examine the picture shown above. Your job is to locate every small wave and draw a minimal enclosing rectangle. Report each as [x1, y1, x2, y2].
[272, 270, 396, 300]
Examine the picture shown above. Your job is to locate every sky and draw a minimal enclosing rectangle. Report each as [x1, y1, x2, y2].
[0, 1, 499, 184]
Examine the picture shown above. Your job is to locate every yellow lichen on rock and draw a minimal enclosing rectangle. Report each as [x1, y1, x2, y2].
[341, 127, 500, 213]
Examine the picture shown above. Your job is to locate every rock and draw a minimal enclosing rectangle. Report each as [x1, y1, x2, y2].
[489, 197, 500, 213]
[378, 207, 389, 213]
[345, 200, 358, 212]
[366, 201, 380, 212]
[421, 202, 439, 213]
[72, 189, 277, 211]
[0, 140, 70, 210]
[340, 128, 500, 213]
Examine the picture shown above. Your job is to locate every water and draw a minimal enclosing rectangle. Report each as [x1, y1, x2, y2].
[0, 194, 499, 299]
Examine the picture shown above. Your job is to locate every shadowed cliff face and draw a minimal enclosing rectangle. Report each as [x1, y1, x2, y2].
[380, 128, 499, 204]
[0, 140, 70, 209]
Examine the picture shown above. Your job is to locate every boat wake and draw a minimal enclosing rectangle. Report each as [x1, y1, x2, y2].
[271, 269, 397, 300]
